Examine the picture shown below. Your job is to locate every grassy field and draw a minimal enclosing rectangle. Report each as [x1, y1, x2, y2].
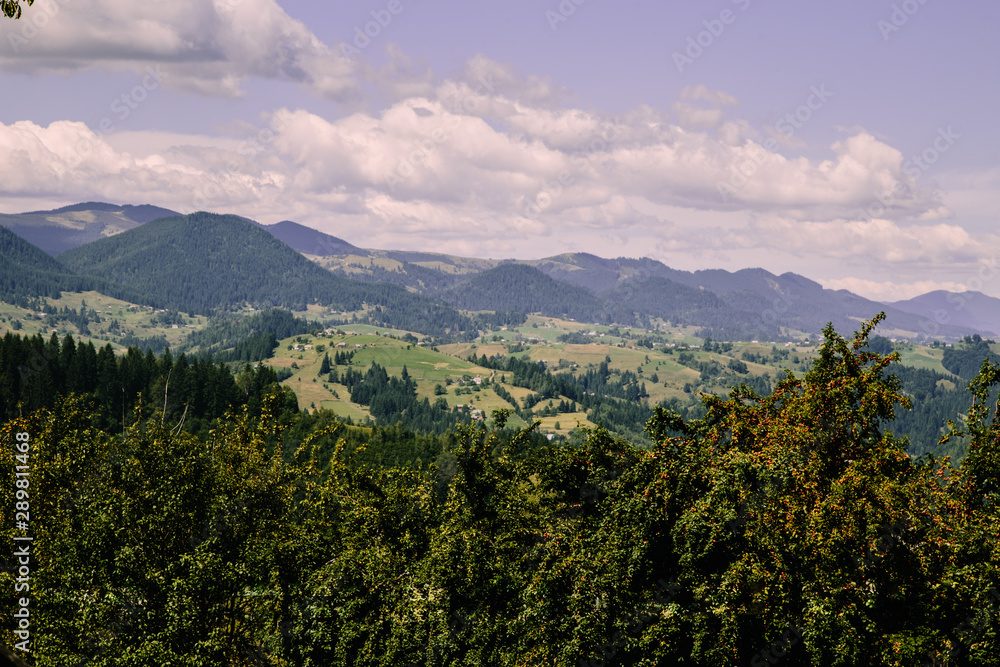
[0, 290, 207, 352]
[894, 345, 957, 376]
[264, 329, 593, 430]
[0, 291, 965, 437]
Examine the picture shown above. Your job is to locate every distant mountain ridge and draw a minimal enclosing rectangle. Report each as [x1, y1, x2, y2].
[440, 263, 618, 322]
[56, 211, 477, 336]
[889, 290, 1000, 336]
[262, 220, 368, 257]
[0, 201, 179, 255]
[0, 202, 991, 341]
[319, 244, 977, 340]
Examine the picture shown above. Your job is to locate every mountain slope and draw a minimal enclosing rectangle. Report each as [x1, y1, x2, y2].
[58, 212, 474, 335]
[440, 263, 626, 322]
[263, 220, 369, 257]
[0, 202, 179, 255]
[888, 291, 1000, 336]
[601, 276, 780, 340]
[0, 225, 98, 302]
[525, 254, 977, 339]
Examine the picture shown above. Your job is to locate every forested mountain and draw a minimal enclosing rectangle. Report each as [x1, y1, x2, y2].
[57, 212, 476, 336]
[262, 220, 369, 257]
[890, 290, 1000, 336]
[0, 201, 178, 255]
[179, 309, 315, 362]
[440, 263, 631, 324]
[0, 226, 150, 307]
[289, 228, 983, 339]
[941, 334, 1000, 379]
[600, 276, 781, 341]
[527, 254, 978, 339]
[0, 225, 91, 303]
[0, 201, 993, 341]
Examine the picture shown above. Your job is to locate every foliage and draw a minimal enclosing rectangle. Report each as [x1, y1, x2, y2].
[5, 314, 1000, 665]
[0, 332, 286, 438]
[341, 362, 473, 433]
[0, 0, 31, 20]
[181, 309, 312, 362]
[943, 335, 1000, 380]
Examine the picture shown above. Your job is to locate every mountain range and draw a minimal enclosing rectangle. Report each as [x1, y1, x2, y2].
[0, 201, 995, 340]
[0, 201, 180, 255]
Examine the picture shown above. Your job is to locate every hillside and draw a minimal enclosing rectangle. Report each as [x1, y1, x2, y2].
[0, 201, 179, 254]
[0, 225, 90, 301]
[296, 233, 983, 340]
[526, 254, 977, 339]
[889, 290, 1000, 336]
[262, 220, 369, 257]
[57, 212, 475, 335]
[0, 225, 141, 305]
[440, 263, 627, 323]
[600, 276, 780, 340]
[3, 201, 989, 342]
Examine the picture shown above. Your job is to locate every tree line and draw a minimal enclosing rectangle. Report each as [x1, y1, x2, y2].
[0, 331, 291, 439]
[6, 314, 1000, 664]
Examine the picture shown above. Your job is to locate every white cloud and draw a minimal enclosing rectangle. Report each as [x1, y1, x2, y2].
[821, 277, 969, 302]
[0, 0, 360, 100]
[1, 50, 996, 293]
[740, 215, 993, 266]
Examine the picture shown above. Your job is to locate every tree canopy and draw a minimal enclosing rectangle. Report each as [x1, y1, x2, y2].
[4, 313, 1000, 664]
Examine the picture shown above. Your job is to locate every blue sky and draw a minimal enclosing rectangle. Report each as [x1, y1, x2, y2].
[0, 0, 997, 301]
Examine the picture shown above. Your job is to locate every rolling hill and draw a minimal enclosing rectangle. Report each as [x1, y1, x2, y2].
[600, 276, 780, 340]
[1, 201, 990, 342]
[308, 239, 981, 339]
[0, 225, 97, 302]
[440, 263, 627, 323]
[0, 201, 179, 255]
[57, 212, 475, 335]
[0, 225, 152, 306]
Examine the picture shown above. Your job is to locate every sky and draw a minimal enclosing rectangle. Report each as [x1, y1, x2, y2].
[0, 0, 997, 302]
